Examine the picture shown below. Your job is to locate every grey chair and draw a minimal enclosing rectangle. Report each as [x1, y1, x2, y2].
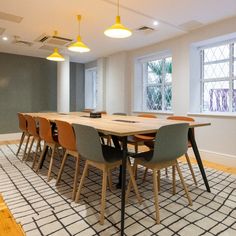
[126, 123, 193, 224]
[73, 124, 141, 225]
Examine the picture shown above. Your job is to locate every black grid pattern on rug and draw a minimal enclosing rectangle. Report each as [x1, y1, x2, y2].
[0, 143, 236, 236]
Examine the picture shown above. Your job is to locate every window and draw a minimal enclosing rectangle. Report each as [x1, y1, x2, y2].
[134, 53, 172, 112]
[200, 42, 236, 112]
[85, 67, 97, 109]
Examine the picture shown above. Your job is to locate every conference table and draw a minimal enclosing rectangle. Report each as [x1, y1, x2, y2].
[26, 112, 211, 235]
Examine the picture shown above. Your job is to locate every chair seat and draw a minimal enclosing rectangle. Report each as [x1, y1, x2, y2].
[133, 150, 153, 162]
[102, 145, 123, 163]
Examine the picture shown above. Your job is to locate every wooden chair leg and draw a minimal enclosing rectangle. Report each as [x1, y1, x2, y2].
[172, 166, 176, 195]
[185, 153, 198, 186]
[72, 156, 80, 201]
[125, 161, 137, 202]
[76, 161, 89, 203]
[32, 139, 40, 169]
[16, 132, 25, 156]
[24, 137, 35, 162]
[47, 146, 56, 182]
[127, 162, 142, 204]
[22, 135, 30, 161]
[153, 170, 160, 224]
[175, 161, 193, 206]
[142, 167, 148, 183]
[157, 170, 161, 192]
[100, 168, 107, 225]
[56, 151, 68, 185]
[36, 143, 47, 173]
[107, 169, 113, 192]
[134, 143, 138, 154]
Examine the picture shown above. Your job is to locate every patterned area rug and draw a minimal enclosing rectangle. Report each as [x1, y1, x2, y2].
[0, 144, 236, 236]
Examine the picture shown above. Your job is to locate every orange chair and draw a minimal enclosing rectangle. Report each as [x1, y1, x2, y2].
[167, 116, 197, 186]
[55, 120, 80, 200]
[23, 115, 41, 168]
[35, 117, 60, 182]
[128, 114, 157, 154]
[16, 113, 31, 160]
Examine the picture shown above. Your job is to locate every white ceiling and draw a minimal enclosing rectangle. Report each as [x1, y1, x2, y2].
[0, 0, 235, 63]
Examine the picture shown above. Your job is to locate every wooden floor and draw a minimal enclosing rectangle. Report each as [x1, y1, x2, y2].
[0, 195, 25, 236]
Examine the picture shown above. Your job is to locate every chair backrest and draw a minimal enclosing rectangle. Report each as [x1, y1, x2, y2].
[138, 114, 156, 118]
[73, 124, 105, 163]
[17, 113, 27, 132]
[167, 116, 194, 122]
[55, 120, 76, 151]
[113, 113, 127, 116]
[150, 123, 189, 163]
[24, 115, 38, 137]
[167, 115, 195, 138]
[38, 117, 54, 143]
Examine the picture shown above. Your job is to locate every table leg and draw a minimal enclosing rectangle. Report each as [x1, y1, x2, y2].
[111, 135, 122, 189]
[121, 136, 127, 236]
[188, 128, 211, 192]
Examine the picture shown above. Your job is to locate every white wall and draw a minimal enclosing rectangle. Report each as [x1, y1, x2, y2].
[105, 52, 129, 114]
[100, 16, 236, 166]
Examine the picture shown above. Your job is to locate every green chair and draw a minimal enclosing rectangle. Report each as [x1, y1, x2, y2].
[73, 124, 141, 225]
[126, 123, 192, 224]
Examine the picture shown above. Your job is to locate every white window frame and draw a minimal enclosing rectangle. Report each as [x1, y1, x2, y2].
[133, 51, 172, 113]
[85, 67, 97, 109]
[199, 40, 236, 113]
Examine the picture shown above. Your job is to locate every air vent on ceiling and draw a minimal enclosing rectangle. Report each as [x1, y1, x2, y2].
[0, 27, 5, 35]
[35, 34, 73, 46]
[179, 20, 204, 31]
[0, 11, 23, 23]
[13, 36, 32, 47]
[136, 26, 155, 34]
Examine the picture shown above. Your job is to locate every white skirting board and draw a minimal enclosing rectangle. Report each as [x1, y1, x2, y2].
[188, 148, 236, 167]
[0, 132, 22, 141]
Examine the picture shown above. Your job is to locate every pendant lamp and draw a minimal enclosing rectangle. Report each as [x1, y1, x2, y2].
[104, 0, 132, 38]
[46, 31, 65, 61]
[68, 15, 90, 52]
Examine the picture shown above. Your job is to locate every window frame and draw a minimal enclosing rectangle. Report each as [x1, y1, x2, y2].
[199, 40, 236, 113]
[136, 52, 172, 112]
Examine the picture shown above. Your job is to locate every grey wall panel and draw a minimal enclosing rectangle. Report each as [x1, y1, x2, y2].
[0, 53, 57, 134]
[70, 62, 85, 111]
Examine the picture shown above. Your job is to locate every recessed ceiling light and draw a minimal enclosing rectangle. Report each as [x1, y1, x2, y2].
[2, 36, 8, 41]
[153, 21, 159, 26]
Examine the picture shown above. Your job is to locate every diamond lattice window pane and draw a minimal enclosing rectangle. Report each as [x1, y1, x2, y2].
[147, 60, 163, 83]
[204, 62, 229, 79]
[164, 85, 172, 111]
[204, 44, 229, 63]
[147, 72, 162, 84]
[233, 80, 236, 112]
[165, 57, 172, 83]
[203, 81, 230, 112]
[146, 86, 162, 110]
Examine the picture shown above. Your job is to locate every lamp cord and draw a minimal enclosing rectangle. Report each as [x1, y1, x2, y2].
[117, 0, 120, 16]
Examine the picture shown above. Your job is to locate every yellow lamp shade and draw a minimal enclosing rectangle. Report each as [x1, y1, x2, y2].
[46, 48, 65, 61]
[68, 36, 90, 53]
[104, 16, 132, 38]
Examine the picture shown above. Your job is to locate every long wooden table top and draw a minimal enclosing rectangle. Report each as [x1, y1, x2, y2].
[25, 112, 211, 137]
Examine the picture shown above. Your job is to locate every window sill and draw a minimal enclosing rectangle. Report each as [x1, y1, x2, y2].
[133, 111, 174, 115]
[187, 112, 236, 118]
